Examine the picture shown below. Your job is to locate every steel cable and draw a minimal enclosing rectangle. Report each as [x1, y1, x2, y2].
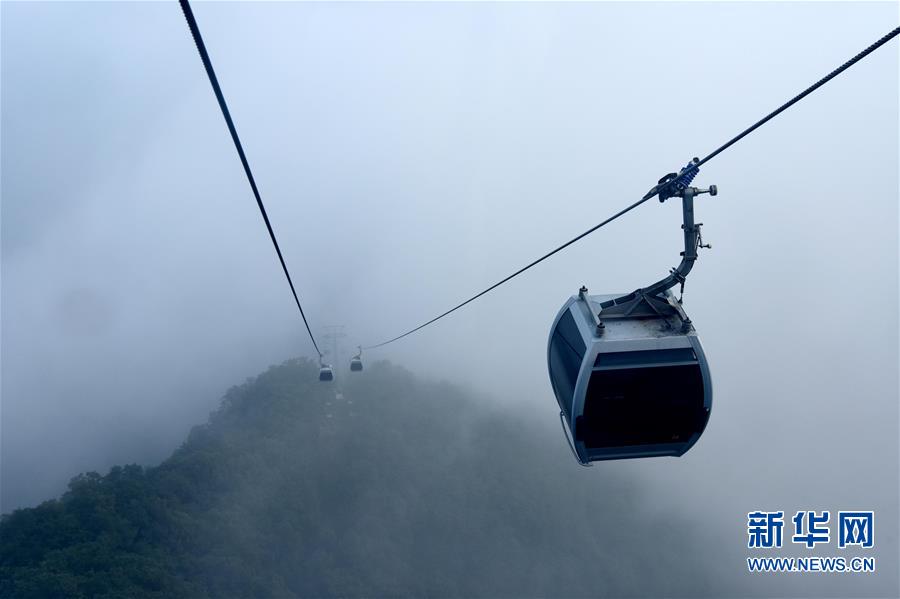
[180, 0, 322, 357]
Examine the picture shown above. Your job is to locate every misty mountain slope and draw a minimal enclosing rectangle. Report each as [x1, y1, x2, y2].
[2, 359, 721, 598]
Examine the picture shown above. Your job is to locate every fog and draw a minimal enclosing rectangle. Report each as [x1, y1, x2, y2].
[2, 2, 897, 597]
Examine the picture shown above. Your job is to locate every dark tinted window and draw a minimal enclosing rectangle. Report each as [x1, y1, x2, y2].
[578, 365, 706, 448]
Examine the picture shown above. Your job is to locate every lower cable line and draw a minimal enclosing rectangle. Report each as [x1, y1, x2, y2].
[362, 25, 900, 349]
[362, 195, 652, 349]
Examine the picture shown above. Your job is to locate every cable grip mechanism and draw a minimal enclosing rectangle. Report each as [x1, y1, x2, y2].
[643, 157, 703, 202]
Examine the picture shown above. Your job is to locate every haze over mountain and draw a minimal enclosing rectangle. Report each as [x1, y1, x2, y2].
[2, 359, 733, 598]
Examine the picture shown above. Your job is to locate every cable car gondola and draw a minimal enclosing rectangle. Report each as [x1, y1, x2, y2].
[319, 362, 334, 382]
[350, 347, 363, 372]
[549, 180, 716, 464]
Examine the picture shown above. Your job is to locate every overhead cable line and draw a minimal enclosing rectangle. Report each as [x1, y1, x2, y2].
[179, 0, 322, 357]
[363, 196, 652, 349]
[696, 25, 900, 168]
[364, 25, 900, 350]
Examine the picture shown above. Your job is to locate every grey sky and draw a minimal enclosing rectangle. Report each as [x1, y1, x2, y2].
[2, 2, 898, 596]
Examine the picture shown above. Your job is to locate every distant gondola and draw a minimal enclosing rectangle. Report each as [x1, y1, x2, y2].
[319, 363, 334, 382]
[548, 180, 716, 464]
[350, 347, 363, 372]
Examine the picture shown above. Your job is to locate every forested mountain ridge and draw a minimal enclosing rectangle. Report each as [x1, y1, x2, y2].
[1, 359, 717, 598]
